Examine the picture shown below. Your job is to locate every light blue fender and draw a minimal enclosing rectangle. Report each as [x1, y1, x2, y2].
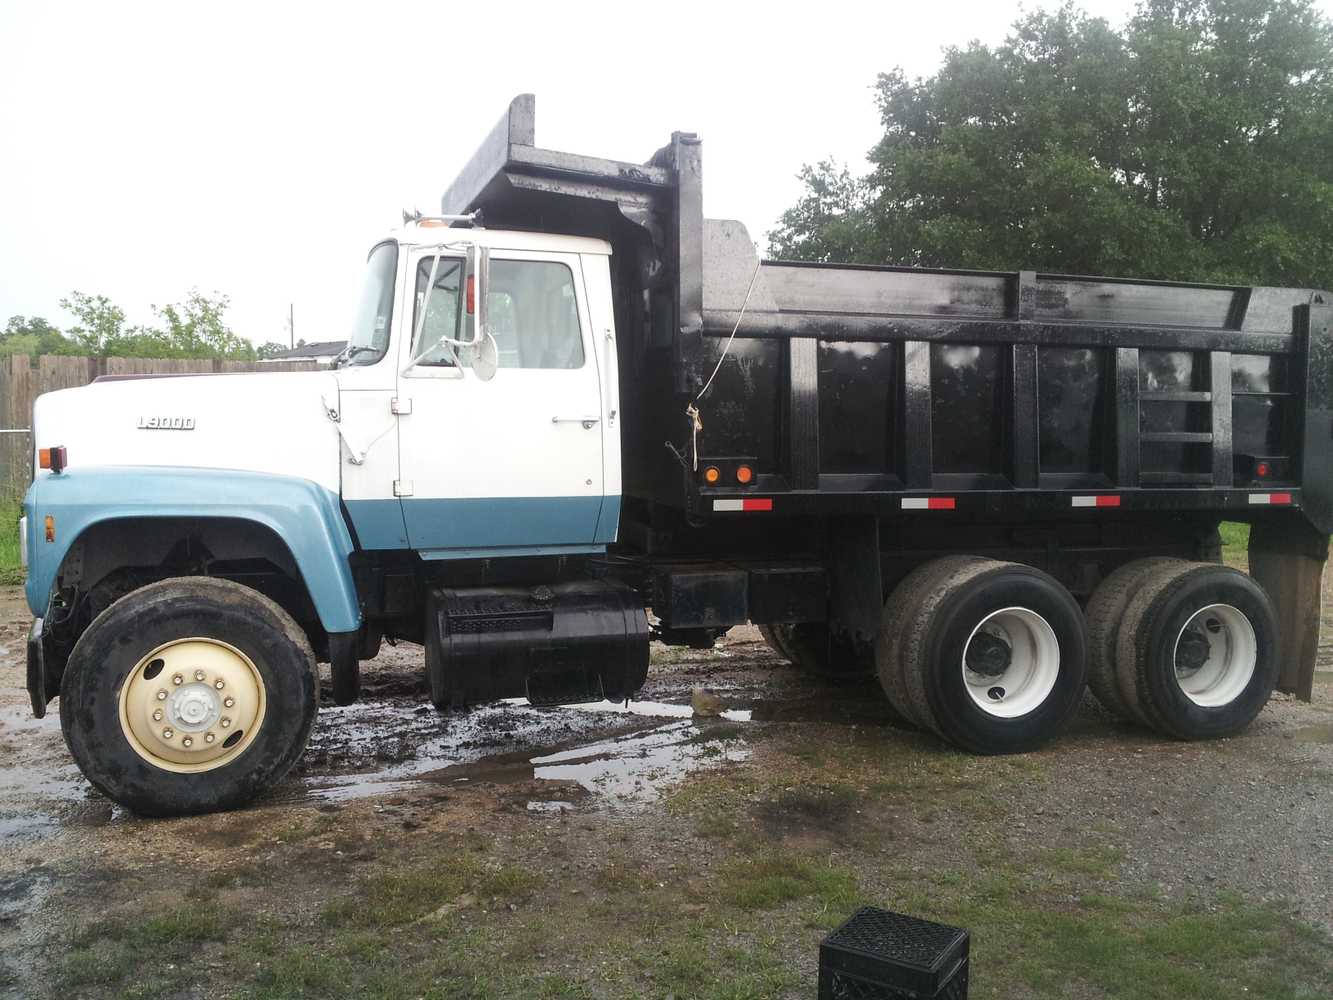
[23, 467, 361, 633]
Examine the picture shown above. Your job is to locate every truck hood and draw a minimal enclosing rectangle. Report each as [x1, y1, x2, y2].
[31, 370, 343, 493]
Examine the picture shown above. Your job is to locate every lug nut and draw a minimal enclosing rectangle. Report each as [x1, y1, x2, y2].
[152, 709, 163, 722]
[223, 697, 235, 708]
[172, 674, 184, 686]
[214, 679, 225, 690]
[194, 670, 206, 681]
[156, 690, 168, 701]
[162, 728, 174, 739]
[220, 718, 231, 728]
[205, 733, 215, 744]
[182, 737, 193, 748]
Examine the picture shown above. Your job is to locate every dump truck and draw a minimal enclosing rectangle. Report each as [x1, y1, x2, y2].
[22, 95, 1332, 815]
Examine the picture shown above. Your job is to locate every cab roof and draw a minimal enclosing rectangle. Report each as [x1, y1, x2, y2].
[384, 223, 612, 256]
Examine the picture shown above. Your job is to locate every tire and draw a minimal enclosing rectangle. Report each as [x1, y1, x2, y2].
[60, 577, 318, 816]
[766, 622, 872, 681]
[898, 559, 1089, 754]
[1114, 562, 1278, 740]
[758, 624, 794, 663]
[1084, 557, 1185, 723]
[876, 556, 981, 728]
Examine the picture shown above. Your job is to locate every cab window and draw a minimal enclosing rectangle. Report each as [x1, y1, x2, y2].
[410, 256, 465, 367]
[488, 260, 584, 369]
[411, 256, 585, 370]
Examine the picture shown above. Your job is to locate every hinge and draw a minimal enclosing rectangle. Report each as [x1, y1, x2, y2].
[391, 397, 412, 415]
[393, 480, 414, 497]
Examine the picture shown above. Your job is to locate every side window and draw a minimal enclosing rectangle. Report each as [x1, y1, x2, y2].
[489, 260, 585, 369]
[411, 256, 464, 367]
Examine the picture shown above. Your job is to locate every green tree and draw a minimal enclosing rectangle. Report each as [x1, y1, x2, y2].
[770, 0, 1333, 290]
[0, 315, 76, 356]
[256, 341, 290, 360]
[58, 289, 256, 360]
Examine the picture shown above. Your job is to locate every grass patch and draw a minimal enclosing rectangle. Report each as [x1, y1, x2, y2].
[59, 902, 232, 992]
[1219, 520, 1250, 551]
[0, 494, 23, 585]
[711, 851, 858, 912]
[319, 856, 538, 929]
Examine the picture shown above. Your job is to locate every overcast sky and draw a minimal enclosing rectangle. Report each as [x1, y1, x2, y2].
[3, 0, 1321, 349]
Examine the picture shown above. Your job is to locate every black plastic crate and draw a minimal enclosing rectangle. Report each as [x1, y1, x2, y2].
[818, 907, 969, 1000]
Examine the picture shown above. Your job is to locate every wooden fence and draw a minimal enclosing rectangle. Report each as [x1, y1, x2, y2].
[0, 354, 318, 498]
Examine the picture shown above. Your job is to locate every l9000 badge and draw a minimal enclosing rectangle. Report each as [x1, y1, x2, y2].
[137, 416, 196, 430]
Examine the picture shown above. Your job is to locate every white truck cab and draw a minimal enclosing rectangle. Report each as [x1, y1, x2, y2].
[334, 223, 622, 557]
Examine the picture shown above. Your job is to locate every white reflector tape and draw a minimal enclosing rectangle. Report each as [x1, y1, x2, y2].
[713, 499, 743, 512]
[1071, 495, 1121, 508]
[1248, 492, 1293, 505]
[901, 498, 929, 510]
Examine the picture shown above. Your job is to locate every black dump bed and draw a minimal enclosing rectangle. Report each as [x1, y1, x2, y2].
[444, 95, 1333, 536]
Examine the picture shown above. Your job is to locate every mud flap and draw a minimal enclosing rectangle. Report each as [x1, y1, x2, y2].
[26, 617, 47, 718]
[1248, 516, 1329, 701]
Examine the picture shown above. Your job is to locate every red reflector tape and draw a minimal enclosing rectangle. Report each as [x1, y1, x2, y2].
[1071, 495, 1120, 508]
[901, 497, 956, 510]
[1248, 492, 1293, 506]
[712, 498, 773, 512]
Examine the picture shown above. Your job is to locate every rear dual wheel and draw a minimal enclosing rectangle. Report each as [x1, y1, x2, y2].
[1100, 561, 1278, 740]
[875, 557, 1088, 754]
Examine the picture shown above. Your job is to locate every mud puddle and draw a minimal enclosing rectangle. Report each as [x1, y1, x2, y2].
[301, 700, 749, 808]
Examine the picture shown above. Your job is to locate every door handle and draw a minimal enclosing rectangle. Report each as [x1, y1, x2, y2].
[552, 416, 601, 429]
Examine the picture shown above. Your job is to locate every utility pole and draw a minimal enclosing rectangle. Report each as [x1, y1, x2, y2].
[288, 303, 295, 349]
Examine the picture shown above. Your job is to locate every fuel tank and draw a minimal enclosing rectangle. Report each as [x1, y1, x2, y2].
[424, 579, 649, 709]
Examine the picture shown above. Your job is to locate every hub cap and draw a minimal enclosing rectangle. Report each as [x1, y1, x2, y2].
[1172, 604, 1256, 708]
[961, 607, 1060, 719]
[118, 638, 266, 773]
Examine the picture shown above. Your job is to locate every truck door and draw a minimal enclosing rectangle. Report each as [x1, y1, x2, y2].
[395, 247, 606, 556]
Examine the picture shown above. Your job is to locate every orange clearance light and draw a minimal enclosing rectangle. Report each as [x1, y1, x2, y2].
[44, 515, 54, 543]
[38, 446, 67, 473]
[736, 464, 754, 485]
[703, 466, 721, 484]
[466, 274, 476, 315]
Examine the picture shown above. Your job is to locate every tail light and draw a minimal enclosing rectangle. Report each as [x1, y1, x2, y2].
[735, 464, 754, 485]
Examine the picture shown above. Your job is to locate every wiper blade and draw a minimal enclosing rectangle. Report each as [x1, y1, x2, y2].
[335, 345, 382, 368]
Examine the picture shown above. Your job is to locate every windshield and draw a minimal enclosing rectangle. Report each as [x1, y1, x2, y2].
[343, 241, 398, 366]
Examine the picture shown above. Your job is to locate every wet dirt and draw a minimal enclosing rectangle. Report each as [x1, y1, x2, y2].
[1, 584, 1332, 996]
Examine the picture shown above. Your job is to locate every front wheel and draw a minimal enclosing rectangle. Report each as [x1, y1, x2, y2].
[60, 577, 318, 816]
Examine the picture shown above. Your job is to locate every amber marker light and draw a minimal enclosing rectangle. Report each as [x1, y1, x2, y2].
[703, 466, 721, 484]
[38, 446, 68, 473]
[44, 515, 54, 543]
[736, 464, 754, 485]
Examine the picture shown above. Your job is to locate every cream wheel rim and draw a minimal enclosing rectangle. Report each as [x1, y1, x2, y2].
[118, 638, 266, 773]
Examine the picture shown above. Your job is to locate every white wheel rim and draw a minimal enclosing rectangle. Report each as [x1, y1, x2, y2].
[118, 638, 266, 773]
[961, 607, 1061, 718]
[1172, 604, 1256, 708]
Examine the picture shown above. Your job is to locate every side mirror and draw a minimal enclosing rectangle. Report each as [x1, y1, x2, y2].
[464, 244, 496, 381]
[465, 244, 489, 347]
